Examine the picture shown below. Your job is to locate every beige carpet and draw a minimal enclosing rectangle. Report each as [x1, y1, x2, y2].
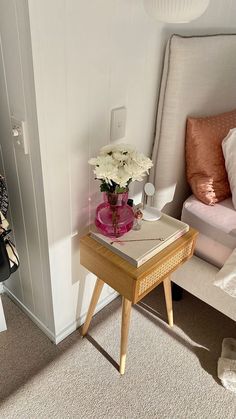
[0, 288, 236, 419]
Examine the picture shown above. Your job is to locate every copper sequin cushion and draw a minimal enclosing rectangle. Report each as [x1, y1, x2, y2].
[186, 109, 236, 205]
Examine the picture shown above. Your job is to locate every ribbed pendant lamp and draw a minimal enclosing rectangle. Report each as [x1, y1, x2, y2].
[143, 0, 210, 23]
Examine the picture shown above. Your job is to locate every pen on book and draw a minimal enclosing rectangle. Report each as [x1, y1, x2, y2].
[110, 238, 165, 245]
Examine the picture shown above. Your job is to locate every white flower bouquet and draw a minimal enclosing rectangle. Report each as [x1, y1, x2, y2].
[89, 143, 153, 193]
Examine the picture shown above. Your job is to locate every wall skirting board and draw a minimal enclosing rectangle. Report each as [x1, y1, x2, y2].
[0, 294, 7, 332]
[3, 286, 55, 341]
[3, 285, 118, 344]
[54, 290, 119, 344]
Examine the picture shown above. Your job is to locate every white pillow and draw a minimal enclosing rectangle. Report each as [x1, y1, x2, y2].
[222, 128, 236, 210]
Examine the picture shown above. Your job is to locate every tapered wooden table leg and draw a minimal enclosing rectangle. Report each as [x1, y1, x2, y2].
[81, 278, 104, 336]
[163, 276, 173, 327]
[120, 297, 132, 375]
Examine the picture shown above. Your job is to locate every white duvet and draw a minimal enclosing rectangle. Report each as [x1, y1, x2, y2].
[214, 249, 236, 298]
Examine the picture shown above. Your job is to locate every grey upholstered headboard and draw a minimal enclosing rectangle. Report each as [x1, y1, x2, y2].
[150, 34, 236, 218]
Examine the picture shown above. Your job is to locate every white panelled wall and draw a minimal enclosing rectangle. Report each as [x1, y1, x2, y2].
[0, 0, 236, 342]
[0, 0, 55, 338]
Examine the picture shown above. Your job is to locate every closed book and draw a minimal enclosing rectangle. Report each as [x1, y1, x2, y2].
[90, 214, 189, 267]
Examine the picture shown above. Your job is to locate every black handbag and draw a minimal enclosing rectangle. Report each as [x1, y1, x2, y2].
[0, 228, 19, 283]
[0, 182, 18, 282]
[0, 175, 8, 216]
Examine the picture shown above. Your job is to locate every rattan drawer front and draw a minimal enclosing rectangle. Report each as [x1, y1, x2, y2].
[138, 241, 193, 297]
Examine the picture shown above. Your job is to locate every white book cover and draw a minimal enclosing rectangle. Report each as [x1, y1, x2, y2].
[90, 214, 189, 267]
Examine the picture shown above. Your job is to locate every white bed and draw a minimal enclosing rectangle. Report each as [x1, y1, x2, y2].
[182, 195, 236, 268]
[150, 34, 236, 322]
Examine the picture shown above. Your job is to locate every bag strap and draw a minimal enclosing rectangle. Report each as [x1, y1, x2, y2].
[0, 226, 11, 238]
[6, 238, 19, 267]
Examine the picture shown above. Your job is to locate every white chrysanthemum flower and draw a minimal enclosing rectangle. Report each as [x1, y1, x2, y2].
[124, 159, 144, 178]
[88, 143, 153, 191]
[99, 144, 115, 155]
[88, 157, 99, 166]
[100, 143, 134, 156]
[132, 151, 153, 171]
[112, 151, 130, 163]
[89, 155, 117, 183]
[112, 167, 131, 188]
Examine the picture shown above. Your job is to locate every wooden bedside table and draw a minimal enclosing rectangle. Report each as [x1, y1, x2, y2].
[80, 227, 198, 374]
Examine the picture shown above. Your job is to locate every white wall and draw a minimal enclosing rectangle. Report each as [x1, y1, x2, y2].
[27, 0, 236, 342]
[0, 0, 55, 339]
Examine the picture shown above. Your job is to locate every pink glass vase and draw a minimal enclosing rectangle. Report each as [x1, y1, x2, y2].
[95, 191, 134, 238]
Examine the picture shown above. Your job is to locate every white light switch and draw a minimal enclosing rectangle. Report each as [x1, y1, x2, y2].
[110, 107, 126, 142]
[11, 116, 29, 155]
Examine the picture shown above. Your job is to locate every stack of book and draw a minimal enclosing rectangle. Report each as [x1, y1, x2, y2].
[90, 214, 189, 267]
